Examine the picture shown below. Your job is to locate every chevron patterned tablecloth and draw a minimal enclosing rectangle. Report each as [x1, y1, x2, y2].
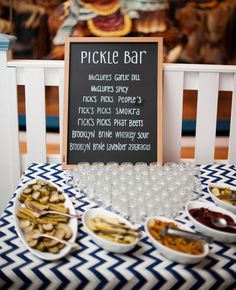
[0, 163, 236, 290]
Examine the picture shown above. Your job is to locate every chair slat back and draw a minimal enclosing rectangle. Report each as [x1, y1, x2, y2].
[228, 73, 236, 163]
[195, 72, 219, 164]
[59, 68, 64, 161]
[24, 67, 47, 165]
[6, 67, 21, 185]
[163, 70, 184, 162]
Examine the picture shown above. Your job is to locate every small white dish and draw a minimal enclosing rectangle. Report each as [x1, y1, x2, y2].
[186, 200, 236, 243]
[207, 182, 236, 214]
[145, 216, 209, 264]
[82, 208, 138, 253]
[13, 178, 78, 261]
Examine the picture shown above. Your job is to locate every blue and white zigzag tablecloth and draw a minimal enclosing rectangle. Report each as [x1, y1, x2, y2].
[0, 163, 236, 290]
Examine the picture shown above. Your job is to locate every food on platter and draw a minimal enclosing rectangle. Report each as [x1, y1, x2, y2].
[196, 0, 219, 9]
[134, 10, 169, 34]
[20, 221, 73, 253]
[209, 184, 236, 206]
[145, 216, 209, 264]
[15, 179, 76, 256]
[86, 215, 138, 244]
[147, 219, 204, 255]
[78, 0, 120, 16]
[18, 178, 66, 205]
[87, 11, 132, 36]
[207, 183, 236, 214]
[71, 22, 92, 37]
[82, 208, 138, 253]
[189, 207, 236, 233]
[47, 1, 70, 37]
[186, 200, 236, 243]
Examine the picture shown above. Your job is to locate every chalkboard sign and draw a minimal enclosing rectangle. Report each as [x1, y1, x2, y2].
[62, 37, 163, 167]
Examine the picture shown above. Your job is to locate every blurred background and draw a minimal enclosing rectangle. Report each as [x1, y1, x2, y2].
[1, 0, 235, 159]
[1, 0, 236, 64]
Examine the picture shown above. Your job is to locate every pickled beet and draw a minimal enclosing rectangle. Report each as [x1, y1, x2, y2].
[189, 207, 236, 233]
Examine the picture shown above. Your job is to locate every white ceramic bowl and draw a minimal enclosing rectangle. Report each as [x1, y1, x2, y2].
[207, 182, 236, 214]
[13, 178, 78, 260]
[145, 216, 209, 264]
[82, 208, 138, 253]
[186, 200, 236, 243]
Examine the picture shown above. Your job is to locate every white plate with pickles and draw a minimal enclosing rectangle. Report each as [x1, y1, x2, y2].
[82, 208, 139, 253]
[208, 183, 236, 214]
[13, 178, 78, 261]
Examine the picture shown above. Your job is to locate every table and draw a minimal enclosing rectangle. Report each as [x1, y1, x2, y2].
[0, 163, 236, 290]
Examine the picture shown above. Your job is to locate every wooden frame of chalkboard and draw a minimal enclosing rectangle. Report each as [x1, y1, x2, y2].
[62, 37, 163, 168]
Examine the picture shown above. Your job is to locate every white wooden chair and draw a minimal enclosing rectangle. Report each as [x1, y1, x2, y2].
[1, 34, 236, 214]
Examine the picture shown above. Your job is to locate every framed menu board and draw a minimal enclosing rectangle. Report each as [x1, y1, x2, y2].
[62, 37, 163, 168]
